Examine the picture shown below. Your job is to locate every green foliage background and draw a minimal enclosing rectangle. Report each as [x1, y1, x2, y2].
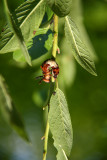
[0, 0, 107, 160]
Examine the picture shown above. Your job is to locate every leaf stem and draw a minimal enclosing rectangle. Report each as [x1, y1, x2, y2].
[43, 119, 49, 160]
[52, 14, 58, 58]
[51, 14, 58, 83]
[42, 14, 59, 160]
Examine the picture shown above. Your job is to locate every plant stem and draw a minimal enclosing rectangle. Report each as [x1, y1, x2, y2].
[52, 14, 58, 58]
[51, 14, 58, 82]
[43, 119, 49, 160]
[42, 14, 59, 160]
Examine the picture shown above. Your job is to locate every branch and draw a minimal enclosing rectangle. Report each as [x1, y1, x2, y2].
[42, 14, 59, 160]
[52, 14, 58, 58]
[43, 119, 49, 160]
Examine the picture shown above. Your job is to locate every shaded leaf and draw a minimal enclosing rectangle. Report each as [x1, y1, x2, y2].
[45, 6, 53, 21]
[65, 16, 97, 76]
[49, 88, 73, 160]
[46, 0, 72, 17]
[28, 29, 53, 60]
[59, 37, 76, 87]
[41, 5, 53, 26]
[2, 0, 31, 65]
[61, 55, 76, 86]
[0, 0, 45, 53]
[43, 82, 55, 109]
[0, 75, 30, 142]
[13, 28, 53, 62]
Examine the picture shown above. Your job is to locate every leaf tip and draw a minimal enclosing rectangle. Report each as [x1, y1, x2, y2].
[28, 61, 32, 66]
[93, 72, 97, 76]
[89, 66, 98, 76]
[27, 58, 32, 66]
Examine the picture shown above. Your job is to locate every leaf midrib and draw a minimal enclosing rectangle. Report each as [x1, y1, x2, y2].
[56, 89, 70, 149]
[1, 0, 44, 50]
[65, 16, 81, 57]
[65, 16, 97, 75]
[62, 148, 68, 160]
[20, 0, 44, 28]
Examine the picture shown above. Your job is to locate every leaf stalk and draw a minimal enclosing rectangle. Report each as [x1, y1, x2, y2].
[43, 119, 49, 160]
[42, 14, 59, 160]
[52, 14, 58, 58]
[51, 14, 58, 83]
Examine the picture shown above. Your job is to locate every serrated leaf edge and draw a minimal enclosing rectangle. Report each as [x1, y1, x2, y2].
[65, 16, 97, 76]
[49, 88, 73, 157]
[0, 0, 45, 53]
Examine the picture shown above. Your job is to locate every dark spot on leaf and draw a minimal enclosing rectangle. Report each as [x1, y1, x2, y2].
[33, 30, 36, 35]
[53, 91, 56, 95]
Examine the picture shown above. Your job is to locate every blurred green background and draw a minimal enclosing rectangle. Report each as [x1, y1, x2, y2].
[0, 0, 107, 160]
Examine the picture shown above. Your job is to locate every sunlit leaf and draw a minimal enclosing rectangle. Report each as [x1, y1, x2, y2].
[0, 75, 30, 142]
[2, 0, 31, 65]
[49, 88, 73, 160]
[57, 146, 69, 160]
[69, 0, 98, 61]
[13, 28, 53, 62]
[0, 0, 45, 53]
[65, 16, 97, 76]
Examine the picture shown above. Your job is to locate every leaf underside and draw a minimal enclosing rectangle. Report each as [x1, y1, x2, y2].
[49, 88, 73, 160]
[65, 16, 97, 76]
[0, 75, 30, 142]
[0, 0, 45, 53]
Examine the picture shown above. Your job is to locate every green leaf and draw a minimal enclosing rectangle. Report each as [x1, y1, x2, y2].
[0, 75, 30, 142]
[40, 6, 53, 28]
[28, 29, 53, 60]
[0, 0, 45, 53]
[46, 0, 72, 17]
[43, 82, 55, 109]
[45, 6, 53, 21]
[13, 28, 53, 62]
[65, 16, 97, 76]
[49, 88, 73, 160]
[42, 5, 53, 24]
[59, 37, 76, 87]
[2, 0, 31, 66]
[57, 146, 69, 160]
[69, 0, 98, 61]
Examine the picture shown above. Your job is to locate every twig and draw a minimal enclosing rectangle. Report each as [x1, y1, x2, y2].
[43, 119, 49, 160]
[42, 14, 59, 160]
[52, 14, 58, 58]
[51, 14, 58, 83]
